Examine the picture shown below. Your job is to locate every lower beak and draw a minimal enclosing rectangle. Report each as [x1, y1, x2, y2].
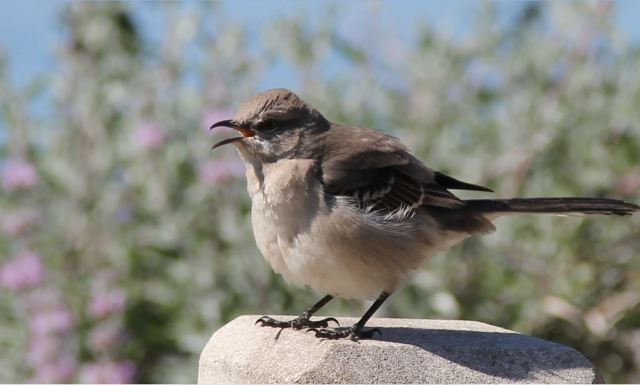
[211, 136, 244, 150]
[209, 119, 255, 150]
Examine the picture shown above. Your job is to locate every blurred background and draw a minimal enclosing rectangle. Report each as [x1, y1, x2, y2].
[1, 0, 639, 383]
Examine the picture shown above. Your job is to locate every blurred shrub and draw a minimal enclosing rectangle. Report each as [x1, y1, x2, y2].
[0, 2, 639, 383]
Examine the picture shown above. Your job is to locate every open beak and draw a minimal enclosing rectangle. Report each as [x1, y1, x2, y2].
[209, 119, 255, 150]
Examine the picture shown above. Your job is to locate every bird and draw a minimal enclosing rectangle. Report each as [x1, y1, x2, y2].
[209, 88, 639, 341]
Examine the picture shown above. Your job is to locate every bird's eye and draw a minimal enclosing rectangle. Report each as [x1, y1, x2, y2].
[259, 119, 278, 133]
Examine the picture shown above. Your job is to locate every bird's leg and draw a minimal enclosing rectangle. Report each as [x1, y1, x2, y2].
[308, 292, 391, 341]
[255, 295, 339, 330]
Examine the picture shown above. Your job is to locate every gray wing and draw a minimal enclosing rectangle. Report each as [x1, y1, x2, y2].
[320, 125, 492, 214]
[323, 165, 466, 212]
[318, 124, 496, 234]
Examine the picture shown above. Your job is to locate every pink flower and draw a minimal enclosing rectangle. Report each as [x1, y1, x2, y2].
[23, 288, 77, 382]
[198, 158, 245, 185]
[1, 210, 39, 236]
[132, 121, 167, 150]
[27, 335, 63, 366]
[79, 360, 136, 384]
[1, 158, 38, 191]
[30, 308, 74, 336]
[0, 252, 45, 291]
[88, 322, 123, 350]
[88, 288, 126, 318]
[29, 352, 76, 383]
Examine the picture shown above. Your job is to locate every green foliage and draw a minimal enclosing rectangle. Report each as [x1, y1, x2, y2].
[0, 2, 639, 383]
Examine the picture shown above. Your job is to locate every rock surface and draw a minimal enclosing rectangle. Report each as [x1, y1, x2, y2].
[198, 315, 603, 384]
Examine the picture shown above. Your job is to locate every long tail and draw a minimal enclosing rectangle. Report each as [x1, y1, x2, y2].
[465, 197, 640, 216]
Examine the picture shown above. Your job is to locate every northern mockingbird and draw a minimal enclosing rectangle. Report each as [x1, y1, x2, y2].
[210, 88, 639, 340]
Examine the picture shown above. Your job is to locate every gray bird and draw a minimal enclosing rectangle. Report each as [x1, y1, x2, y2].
[210, 88, 639, 340]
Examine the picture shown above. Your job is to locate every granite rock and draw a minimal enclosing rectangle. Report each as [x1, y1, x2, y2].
[198, 315, 603, 384]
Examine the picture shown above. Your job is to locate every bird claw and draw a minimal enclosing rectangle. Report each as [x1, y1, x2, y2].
[307, 317, 340, 329]
[255, 315, 290, 328]
[254, 315, 340, 330]
[306, 326, 381, 341]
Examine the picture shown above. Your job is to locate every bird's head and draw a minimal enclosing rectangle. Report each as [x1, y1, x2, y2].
[210, 88, 329, 163]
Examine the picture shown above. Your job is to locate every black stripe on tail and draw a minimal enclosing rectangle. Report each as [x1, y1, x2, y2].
[464, 197, 640, 216]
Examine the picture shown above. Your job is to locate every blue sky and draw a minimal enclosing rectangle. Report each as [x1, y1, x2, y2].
[1, 1, 640, 88]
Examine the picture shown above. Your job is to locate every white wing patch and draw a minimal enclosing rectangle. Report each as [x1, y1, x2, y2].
[353, 173, 396, 203]
[409, 185, 425, 209]
[341, 168, 464, 214]
[371, 174, 394, 200]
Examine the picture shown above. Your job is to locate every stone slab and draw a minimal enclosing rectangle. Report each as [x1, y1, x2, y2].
[198, 315, 603, 384]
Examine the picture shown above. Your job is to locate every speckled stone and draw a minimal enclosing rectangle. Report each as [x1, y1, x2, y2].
[198, 315, 603, 384]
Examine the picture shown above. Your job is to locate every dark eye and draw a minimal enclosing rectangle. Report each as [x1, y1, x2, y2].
[259, 119, 278, 133]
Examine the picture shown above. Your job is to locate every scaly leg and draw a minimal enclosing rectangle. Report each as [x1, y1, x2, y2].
[307, 292, 390, 341]
[255, 295, 339, 330]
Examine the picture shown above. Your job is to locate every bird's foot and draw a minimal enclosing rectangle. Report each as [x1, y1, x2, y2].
[255, 314, 339, 330]
[307, 325, 381, 341]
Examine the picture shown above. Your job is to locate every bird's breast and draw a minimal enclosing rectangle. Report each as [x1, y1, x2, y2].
[246, 159, 322, 283]
[243, 158, 465, 300]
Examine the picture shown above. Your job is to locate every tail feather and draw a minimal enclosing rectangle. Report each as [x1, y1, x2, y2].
[465, 197, 640, 216]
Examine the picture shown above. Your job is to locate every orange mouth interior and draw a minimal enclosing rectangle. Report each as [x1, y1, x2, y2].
[237, 127, 255, 137]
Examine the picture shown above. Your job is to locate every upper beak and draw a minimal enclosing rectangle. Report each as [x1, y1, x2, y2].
[209, 119, 255, 150]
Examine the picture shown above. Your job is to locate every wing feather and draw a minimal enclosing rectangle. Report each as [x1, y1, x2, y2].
[318, 124, 492, 228]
